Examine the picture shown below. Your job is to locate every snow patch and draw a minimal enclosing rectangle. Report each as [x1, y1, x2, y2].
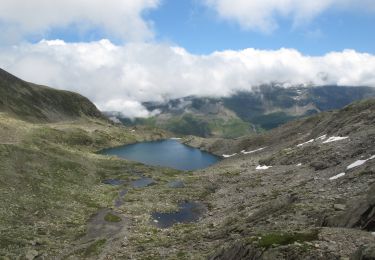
[347, 160, 367, 170]
[297, 139, 314, 147]
[329, 172, 346, 180]
[223, 153, 237, 158]
[297, 163, 302, 166]
[347, 155, 375, 170]
[322, 136, 349, 144]
[256, 165, 272, 170]
[241, 147, 266, 154]
[170, 137, 182, 140]
[316, 134, 327, 141]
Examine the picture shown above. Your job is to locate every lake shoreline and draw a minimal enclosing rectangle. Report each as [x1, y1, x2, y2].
[98, 139, 221, 171]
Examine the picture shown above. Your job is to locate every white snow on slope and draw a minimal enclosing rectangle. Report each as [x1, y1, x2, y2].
[322, 136, 349, 143]
[347, 155, 375, 170]
[241, 147, 266, 154]
[170, 137, 182, 140]
[329, 155, 374, 180]
[297, 163, 302, 166]
[329, 172, 346, 180]
[297, 139, 314, 147]
[347, 160, 367, 170]
[256, 165, 272, 170]
[316, 134, 327, 141]
[223, 153, 237, 158]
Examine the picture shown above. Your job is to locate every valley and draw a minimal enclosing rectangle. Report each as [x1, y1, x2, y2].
[1, 1, 375, 259]
[0, 69, 374, 259]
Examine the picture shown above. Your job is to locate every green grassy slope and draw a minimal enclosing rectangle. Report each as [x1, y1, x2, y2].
[0, 115, 174, 258]
[0, 68, 104, 122]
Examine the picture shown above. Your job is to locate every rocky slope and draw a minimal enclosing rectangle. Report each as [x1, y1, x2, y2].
[182, 99, 375, 259]
[0, 68, 104, 122]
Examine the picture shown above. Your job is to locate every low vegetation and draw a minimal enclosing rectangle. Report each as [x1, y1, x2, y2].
[104, 213, 122, 223]
[256, 230, 319, 248]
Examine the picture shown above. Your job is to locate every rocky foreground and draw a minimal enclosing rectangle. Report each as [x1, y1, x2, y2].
[1, 97, 375, 259]
[183, 98, 375, 259]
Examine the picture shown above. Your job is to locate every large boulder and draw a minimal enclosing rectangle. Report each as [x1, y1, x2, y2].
[324, 184, 375, 231]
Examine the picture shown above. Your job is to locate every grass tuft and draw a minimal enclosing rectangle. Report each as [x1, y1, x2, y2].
[104, 212, 122, 222]
[257, 230, 319, 248]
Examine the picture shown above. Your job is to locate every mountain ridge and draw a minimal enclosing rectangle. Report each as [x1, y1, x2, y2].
[108, 84, 375, 138]
[0, 68, 104, 122]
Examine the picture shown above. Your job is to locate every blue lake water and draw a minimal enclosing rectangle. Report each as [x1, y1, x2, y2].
[99, 139, 220, 171]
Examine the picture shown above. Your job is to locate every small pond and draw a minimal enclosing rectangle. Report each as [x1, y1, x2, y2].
[131, 177, 155, 188]
[101, 179, 125, 186]
[99, 139, 220, 171]
[151, 202, 206, 228]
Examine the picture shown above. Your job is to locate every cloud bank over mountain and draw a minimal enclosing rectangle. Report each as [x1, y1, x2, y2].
[1, 39, 375, 118]
[0, 0, 374, 118]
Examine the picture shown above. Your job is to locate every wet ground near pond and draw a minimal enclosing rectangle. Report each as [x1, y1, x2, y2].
[84, 209, 125, 242]
[114, 189, 128, 208]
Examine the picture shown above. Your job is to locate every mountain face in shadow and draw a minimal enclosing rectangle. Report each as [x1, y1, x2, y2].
[0, 68, 104, 122]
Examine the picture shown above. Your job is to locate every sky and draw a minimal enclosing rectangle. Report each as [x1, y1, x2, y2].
[0, 0, 375, 118]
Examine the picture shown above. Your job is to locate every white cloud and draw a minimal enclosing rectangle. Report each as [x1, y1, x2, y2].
[1, 39, 375, 118]
[100, 99, 155, 119]
[0, 0, 159, 43]
[203, 0, 375, 32]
